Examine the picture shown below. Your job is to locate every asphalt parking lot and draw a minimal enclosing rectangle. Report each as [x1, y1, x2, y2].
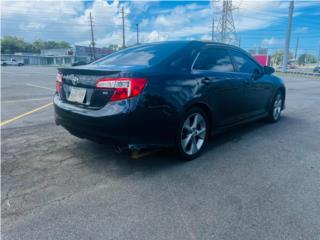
[1, 66, 320, 240]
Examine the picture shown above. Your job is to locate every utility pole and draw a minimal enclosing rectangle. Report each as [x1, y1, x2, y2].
[136, 23, 139, 44]
[216, 0, 238, 45]
[89, 12, 96, 61]
[121, 7, 126, 48]
[318, 46, 320, 66]
[211, 0, 215, 41]
[294, 36, 299, 60]
[282, 0, 294, 72]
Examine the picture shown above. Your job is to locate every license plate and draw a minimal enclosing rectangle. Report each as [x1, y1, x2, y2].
[68, 87, 86, 103]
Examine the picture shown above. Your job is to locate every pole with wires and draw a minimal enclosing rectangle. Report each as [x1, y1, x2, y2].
[211, 0, 215, 41]
[282, 0, 294, 72]
[121, 7, 126, 48]
[89, 12, 96, 61]
[294, 36, 299, 61]
[136, 23, 139, 44]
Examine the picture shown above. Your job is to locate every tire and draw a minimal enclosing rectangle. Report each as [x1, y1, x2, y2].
[267, 90, 284, 123]
[176, 107, 209, 161]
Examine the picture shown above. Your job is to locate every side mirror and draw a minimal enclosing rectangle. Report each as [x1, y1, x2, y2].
[252, 68, 263, 80]
[263, 66, 275, 75]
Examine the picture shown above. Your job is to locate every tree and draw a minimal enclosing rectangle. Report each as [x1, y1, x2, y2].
[271, 50, 293, 66]
[1, 35, 71, 54]
[1, 36, 28, 54]
[297, 53, 317, 65]
[107, 44, 121, 52]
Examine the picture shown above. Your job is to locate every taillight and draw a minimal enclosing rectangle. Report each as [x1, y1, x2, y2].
[56, 73, 63, 93]
[96, 78, 147, 101]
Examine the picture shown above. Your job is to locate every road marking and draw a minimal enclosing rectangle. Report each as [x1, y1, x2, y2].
[1, 97, 52, 103]
[0, 102, 53, 127]
[131, 149, 161, 159]
[26, 83, 54, 91]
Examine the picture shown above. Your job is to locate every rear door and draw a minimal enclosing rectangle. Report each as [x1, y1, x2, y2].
[192, 46, 247, 125]
[229, 49, 273, 117]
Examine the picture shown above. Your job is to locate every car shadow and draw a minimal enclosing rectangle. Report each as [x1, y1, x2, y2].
[74, 116, 292, 178]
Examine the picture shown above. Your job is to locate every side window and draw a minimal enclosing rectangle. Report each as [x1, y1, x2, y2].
[193, 48, 234, 72]
[230, 50, 261, 74]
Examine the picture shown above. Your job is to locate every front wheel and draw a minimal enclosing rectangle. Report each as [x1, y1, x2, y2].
[267, 91, 284, 123]
[176, 108, 209, 161]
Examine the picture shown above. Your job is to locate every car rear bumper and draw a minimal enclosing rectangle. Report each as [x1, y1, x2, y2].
[54, 95, 178, 147]
[54, 95, 131, 145]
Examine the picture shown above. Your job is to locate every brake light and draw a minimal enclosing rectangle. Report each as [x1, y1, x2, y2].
[55, 73, 63, 93]
[96, 78, 147, 101]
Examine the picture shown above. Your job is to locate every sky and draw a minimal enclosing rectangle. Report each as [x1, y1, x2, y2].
[1, 0, 320, 55]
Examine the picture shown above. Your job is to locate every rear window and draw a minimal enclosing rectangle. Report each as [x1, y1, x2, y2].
[92, 42, 187, 67]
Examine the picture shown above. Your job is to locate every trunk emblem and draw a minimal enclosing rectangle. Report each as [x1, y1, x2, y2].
[64, 74, 79, 85]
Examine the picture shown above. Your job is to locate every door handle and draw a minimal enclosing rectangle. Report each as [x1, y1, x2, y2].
[244, 79, 251, 85]
[201, 77, 211, 84]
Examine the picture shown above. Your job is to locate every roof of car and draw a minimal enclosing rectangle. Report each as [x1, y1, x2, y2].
[144, 40, 241, 49]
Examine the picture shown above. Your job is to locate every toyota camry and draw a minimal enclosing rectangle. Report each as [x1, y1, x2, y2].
[54, 41, 285, 160]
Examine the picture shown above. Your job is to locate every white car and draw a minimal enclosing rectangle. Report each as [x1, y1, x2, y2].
[1, 59, 24, 66]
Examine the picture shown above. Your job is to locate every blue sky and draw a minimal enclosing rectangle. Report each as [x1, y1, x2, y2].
[1, 0, 320, 55]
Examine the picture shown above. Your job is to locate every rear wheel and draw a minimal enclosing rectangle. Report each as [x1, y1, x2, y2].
[176, 108, 209, 160]
[267, 91, 283, 123]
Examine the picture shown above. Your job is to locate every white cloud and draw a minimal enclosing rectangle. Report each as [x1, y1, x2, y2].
[1, 0, 130, 46]
[296, 26, 309, 33]
[1, 0, 319, 48]
[262, 37, 284, 46]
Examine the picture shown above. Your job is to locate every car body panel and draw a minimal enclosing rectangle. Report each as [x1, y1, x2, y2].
[54, 40, 286, 148]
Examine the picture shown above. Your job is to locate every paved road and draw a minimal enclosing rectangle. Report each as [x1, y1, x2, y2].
[2, 66, 320, 240]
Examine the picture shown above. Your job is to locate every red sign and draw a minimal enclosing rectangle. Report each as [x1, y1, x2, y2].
[253, 54, 270, 66]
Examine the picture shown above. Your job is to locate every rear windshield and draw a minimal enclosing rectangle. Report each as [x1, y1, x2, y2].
[92, 42, 187, 67]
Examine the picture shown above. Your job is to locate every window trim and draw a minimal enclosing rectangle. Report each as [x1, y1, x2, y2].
[228, 48, 263, 74]
[191, 46, 235, 73]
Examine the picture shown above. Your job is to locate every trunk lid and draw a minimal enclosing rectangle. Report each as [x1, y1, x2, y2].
[58, 65, 147, 109]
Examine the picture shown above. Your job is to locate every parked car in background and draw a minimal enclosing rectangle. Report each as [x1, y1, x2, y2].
[313, 66, 320, 73]
[1, 59, 24, 66]
[54, 41, 286, 160]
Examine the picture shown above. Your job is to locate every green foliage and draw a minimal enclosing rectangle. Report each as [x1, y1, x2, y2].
[107, 44, 121, 51]
[297, 53, 317, 65]
[271, 50, 293, 66]
[1, 36, 71, 54]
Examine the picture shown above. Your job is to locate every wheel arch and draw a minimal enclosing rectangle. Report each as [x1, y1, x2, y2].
[183, 102, 216, 134]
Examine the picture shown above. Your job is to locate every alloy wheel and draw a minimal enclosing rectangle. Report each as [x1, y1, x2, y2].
[273, 94, 283, 120]
[180, 113, 207, 155]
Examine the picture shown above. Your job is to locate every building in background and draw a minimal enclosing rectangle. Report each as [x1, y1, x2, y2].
[1, 45, 113, 66]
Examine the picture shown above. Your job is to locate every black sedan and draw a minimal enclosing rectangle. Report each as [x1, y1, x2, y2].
[54, 41, 285, 160]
